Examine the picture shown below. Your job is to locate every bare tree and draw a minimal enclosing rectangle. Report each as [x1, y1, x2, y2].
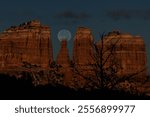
[72, 32, 147, 90]
[89, 33, 122, 89]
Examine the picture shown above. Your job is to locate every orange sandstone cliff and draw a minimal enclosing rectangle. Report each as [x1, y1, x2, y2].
[73, 27, 94, 65]
[0, 20, 147, 86]
[96, 31, 147, 81]
[0, 20, 53, 69]
[56, 39, 74, 87]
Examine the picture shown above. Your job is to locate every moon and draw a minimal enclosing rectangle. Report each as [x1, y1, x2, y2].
[57, 29, 71, 42]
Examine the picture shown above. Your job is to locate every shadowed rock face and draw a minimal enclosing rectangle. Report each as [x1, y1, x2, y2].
[0, 20, 53, 68]
[96, 31, 147, 81]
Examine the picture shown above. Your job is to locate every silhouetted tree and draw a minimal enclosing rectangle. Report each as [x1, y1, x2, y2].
[72, 32, 147, 91]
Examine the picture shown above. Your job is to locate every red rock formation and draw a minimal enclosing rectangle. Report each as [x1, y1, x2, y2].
[0, 20, 53, 68]
[96, 31, 147, 82]
[0, 21, 147, 86]
[73, 27, 94, 65]
[56, 40, 70, 67]
[72, 27, 95, 87]
[56, 39, 73, 87]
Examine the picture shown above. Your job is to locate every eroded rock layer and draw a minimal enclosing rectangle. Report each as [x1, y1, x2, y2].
[56, 40, 74, 87]
[72, 27, 95, 87]
[56, 40, 70, 67]
[73, 27, 94, 65]
[96, 31, 147, 81]
[0, 20, 53, 68]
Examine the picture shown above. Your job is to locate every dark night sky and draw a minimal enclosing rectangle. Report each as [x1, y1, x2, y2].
[0, 0, 150, 72]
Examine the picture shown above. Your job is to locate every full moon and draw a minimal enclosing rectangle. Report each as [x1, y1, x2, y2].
[57, 29, 71, 42]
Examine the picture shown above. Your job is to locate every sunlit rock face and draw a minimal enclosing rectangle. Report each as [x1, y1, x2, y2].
[96, 31, 147, 82]
[56, 39, 73, 87]
[72, 27, 95, 87]
[73, 27, 94, 65]
[56, 40, 70, 67]
[0, 20, 53, 68]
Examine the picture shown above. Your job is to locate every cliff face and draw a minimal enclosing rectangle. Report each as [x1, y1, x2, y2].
[56, 40, 74, 87]
[96, 31, 147, 81]
[0, 21, 147, 85]
[0, 20, 53, 68]
[72, 27, 96, 87]
[73, 27, 94, 65]
[56, 40, 70, 67]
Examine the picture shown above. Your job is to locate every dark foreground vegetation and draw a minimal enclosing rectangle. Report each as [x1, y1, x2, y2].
[0, 74, 149, 100]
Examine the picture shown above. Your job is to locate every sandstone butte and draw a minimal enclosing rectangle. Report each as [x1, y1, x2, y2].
[73, 27, 94, 65]
[0, 20, 147, 87]
[0, 20, 53, 69]
[72, 27, 95, 87]
[56, 39, 74, 86]
[96, 31, 147, 82]
[57, 39, 70, 67]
